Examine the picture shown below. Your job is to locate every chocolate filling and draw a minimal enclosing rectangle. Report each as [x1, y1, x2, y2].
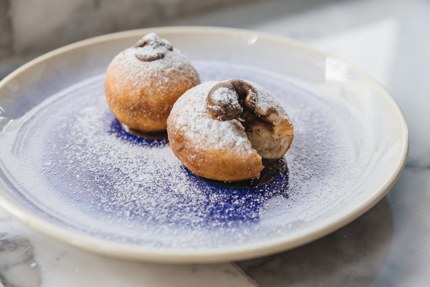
[207, 80, 276, 134]
[134, 34, 173, 62]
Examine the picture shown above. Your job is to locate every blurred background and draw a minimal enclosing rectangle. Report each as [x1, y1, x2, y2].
[0, 0, 429, 165]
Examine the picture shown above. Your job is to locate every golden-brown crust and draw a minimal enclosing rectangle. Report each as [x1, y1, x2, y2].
[166, 80, 295, 182]
[167, 119, 264, 181]
[105, 48, 200, 132]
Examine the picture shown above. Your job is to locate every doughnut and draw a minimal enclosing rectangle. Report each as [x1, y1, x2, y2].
[167, 80, 294, 182]
[105, 33, 200, 133]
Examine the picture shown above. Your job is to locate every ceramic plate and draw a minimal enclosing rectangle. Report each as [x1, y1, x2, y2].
[0, 27, 408, 263]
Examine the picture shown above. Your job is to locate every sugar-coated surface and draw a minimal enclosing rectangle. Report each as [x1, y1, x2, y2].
[210, 86, 238, 104]
[253, 83, 287, 115]
[171, 80, 292, 154]
[109, 38, 197, 99]
[208, 85, 243, 115]
[134, 33, 173, 62]
[171, 82, 253, 152]
[0, 61, 373, 249]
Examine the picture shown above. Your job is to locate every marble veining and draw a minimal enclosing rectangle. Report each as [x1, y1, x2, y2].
[0, 212, 255, 287]
[239, 198, 394, 286]
[238, 168, 430, 286]
[0, 228, 39, 287]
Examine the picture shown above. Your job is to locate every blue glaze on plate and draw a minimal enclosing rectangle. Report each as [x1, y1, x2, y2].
[45, 111, 290, 228]
[0, 60, 361, 249]
[109, 119, 169, 146]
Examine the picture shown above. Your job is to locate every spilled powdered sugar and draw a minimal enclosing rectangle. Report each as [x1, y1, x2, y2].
[0, 60, 373, 249]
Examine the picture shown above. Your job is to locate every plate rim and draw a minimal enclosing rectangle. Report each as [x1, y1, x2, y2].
[0, 26, 409, 263]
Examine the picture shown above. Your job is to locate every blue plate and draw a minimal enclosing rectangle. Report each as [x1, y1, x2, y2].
[0, 28, 408, 262]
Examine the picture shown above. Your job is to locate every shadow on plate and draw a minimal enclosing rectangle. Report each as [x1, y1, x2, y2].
[239, 197, 393, 286]
[106, 118, 290, 227]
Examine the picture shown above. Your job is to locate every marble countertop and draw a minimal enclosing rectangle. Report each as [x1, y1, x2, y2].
[2, 0, 430, 286]
[0, 210, 256, 287]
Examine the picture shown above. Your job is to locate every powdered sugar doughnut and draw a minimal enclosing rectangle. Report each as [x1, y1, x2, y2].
[167, 80, 294, 182]
[105, 33, 200, 133]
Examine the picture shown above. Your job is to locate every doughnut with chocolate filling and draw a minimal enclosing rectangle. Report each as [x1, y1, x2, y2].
[167, 80, 294, 182]
[105, 33, 200, 133]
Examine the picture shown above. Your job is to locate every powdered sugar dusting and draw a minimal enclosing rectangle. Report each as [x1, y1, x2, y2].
[0, 60, 373, 249]
[211, 87, 238, 104]
[134, 33, 173, 61]
[171, 82, 252, 152]
[253, 83, 287, 115]
[170, 80, 293, 154]
[137, 33, 172, 47]
[109, 38, 198, 98]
